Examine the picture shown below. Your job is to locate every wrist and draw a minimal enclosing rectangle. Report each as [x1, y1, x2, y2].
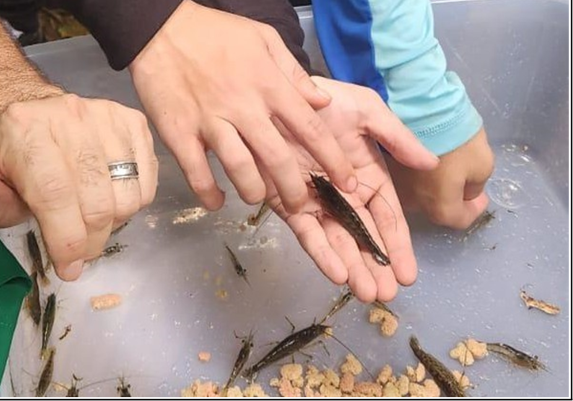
[0, 82, 64, 114]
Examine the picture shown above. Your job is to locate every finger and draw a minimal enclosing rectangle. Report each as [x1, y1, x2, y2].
[0, 182, 30, 227]
[9, 133, 86, 281]
[53, 115, 115, 262]
[255, 23, 331, 109]
[361, 95, 439, 171]
[205, 120, 266, 205]
[365, 183, 417, 289]
[270, 88, 357, 193]
[284, 213, 348, 285]
[125, 108, 158, 208]
[322, 216, 377, 303]
[426, 190, 489, 230]
[235, 116, 307, 213]
[173, 135, 225, 211]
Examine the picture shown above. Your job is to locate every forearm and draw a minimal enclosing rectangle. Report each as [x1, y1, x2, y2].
[0, 22, 62, 112]
[58, 0, 182, 70]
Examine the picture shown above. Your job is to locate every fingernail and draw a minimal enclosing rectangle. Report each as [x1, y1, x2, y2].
[66, 259, 84, 276]
[316, 86, 331, 100]
[346, 176, 358, 192]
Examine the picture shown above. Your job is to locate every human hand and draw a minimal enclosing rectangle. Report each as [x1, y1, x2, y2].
[129, 1, 356, 214]
[266, 77, 438, 302]
[386, 127, 494, 229]
[0, 93, 158, 281]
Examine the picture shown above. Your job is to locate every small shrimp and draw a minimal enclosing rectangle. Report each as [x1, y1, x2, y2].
[409, 336, 466, 397]
[61, 374, 120, 397]
[41, 293, 56, 359]
[26, 230, 49, 285]
[36, 348, 56, 397]
[321, 289, 354, 323]
[25, 271, 41, 326]
[225, 244, 250, 287]
[247, 202, 271, 226]
[101, 243, 128, 258]
[111, 220, 130, 236]
[461, 210, 496, 242]
[222, 331, 255, 395]
[117, 377, 132, 397]
[309, 173, 390, 266]
[59, 325, 72, 341]
[244, 321, 370, 381]
[486, 343, 546, 371]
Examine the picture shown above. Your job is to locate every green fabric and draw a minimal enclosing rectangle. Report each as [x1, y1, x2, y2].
[0, 240, 31, 380]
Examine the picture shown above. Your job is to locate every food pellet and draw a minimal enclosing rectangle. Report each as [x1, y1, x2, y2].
[90, 293, 122, 311]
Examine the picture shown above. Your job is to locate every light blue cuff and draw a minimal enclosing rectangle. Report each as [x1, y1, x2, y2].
[368, 0, 483, 156]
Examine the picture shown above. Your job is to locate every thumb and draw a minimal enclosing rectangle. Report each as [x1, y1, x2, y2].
[0, 181, 30, 228]
[257, 24, 331, 109]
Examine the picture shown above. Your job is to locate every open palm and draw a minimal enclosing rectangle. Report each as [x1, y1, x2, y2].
[265, 77, 438, 302]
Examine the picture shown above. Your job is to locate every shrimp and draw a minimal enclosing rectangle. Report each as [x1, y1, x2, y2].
[222, 331, 255, 395]
[25, 271, 41, 326]
[41, 293, 56, 359]
[225, 244, 250, 287]
[321, 289, 354, 323]
[26, 230, 49, 285]
[117, 376, 132, 397]
[247, 202, 271, 226]
[309, 173, 390, 266]
[486, 343, 546, 371]
[36, 348, 56, 397]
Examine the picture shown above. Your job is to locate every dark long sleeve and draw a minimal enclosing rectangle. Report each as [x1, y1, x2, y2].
[196, 0, 313, 73]
[59, 0, 182, 71]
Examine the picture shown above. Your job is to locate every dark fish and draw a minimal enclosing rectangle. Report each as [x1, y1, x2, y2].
[409, 336, 466, 397]
[310, 173, 390, 265]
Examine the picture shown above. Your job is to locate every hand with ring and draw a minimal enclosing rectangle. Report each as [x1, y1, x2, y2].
[0, 93, 159, 281]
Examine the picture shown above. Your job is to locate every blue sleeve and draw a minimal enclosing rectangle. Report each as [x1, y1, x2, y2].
[312, 0, 483, 156]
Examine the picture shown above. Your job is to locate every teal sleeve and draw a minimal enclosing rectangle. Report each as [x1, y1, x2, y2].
[369, 0, 483, 155]
[0, 241, 31, 380]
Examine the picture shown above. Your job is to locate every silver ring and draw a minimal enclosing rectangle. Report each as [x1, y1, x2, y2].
[108, 161, 139, 181]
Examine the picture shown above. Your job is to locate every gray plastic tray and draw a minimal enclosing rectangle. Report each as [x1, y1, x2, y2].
[1, 0, 569, 397]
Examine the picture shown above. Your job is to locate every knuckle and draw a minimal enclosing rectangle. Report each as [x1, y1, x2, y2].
[189, 177, 215, 196]
[36, 174, 74, 206]
[114, 196, 140, 221]
[3, 102, 30, 124]
[83, 201, 114, 230]
[62, 93, 85, 116]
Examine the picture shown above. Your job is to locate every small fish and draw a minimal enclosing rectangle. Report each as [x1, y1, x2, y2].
[519, 289, 560, 315]
[225, 244, 250, 287]
[41, 293, 56, 358]
[247, 202, 271, 226]
[321, 289, 354, 323]
[223, 331, 255, 395]
[486, 343, 546, 371]
[26, 271, 41, 326]
[409, 336, 466, 397]
[461, 210, 496, 242]
[101, 243, 127, 258]
[117, 377, 131, 397]
[310, 173, 390, 266]
[59, 325, 72, 341]
[26, 230, 49, 285]
[36, 348, 56, 397]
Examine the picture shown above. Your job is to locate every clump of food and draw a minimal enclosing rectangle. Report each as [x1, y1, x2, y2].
[270, 364, 304, 397]
[369, 307, 399, 337]
[405, 362, 426, 383]
[242, 383, 268, 397]
[340, 354, 363, 375]
[377, 364, 393, 385]
[450, 338, 488, 366]
[90, 293, 122, 311]
[352, 381, 382, 397]
[215, 289, 228, 300]
[181, 380, 218, 397]
[198, 351, 211, 363]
